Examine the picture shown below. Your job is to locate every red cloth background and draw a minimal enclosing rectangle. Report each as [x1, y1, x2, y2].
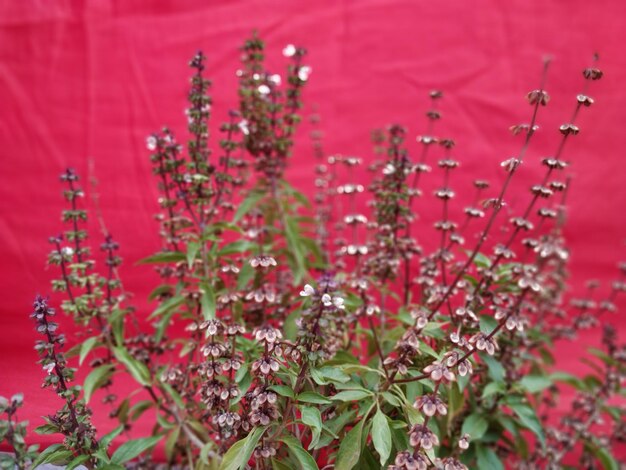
[1, 0, 625, 454]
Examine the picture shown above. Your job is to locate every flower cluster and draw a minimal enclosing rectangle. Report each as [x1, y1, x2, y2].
[31, 296, 98, 460]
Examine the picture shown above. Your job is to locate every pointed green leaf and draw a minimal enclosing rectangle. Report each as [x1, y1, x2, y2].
[31, 444, 73, 467]
[507, 402, 545, 447]
[149, 295, 185, 320]
[331, 389, 372, 402]
[113, 347, 151, 386]
[219, 426, 265, 470]
[138, 251, 185, 264]
[461, 413, 488, 440]
[297, 391, 332, 405]
[371, 409, 392, 466]
[300, 406, 322, 450]
[79, 336, 100, 365]
[84, 364, 114, 403]
[100, 424, 125, 449]
[111, 435, 163, 464]
[187, 241, 200, 269]
[334, 417, 366, 470]
[233, 191, 265, 222]
[520, 375, 552, 394]
[476, 445, 504, 470]
[280, 434, 319, 470]
[200, 281, 216, 320]
[66, 455, 91, 470]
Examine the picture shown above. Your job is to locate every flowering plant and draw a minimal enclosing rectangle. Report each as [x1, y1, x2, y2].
[1, 34, 625, 470]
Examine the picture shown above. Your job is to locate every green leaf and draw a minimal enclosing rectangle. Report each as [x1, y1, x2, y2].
[335, 417, 366, 470]
[280, 434, 319, 470]
[471, 251, 492, 268]
[519, 375, 552, 394]
[113, 347, 151, 386]
[284, 215, 307, 284]
[66, 455, 91, 470]
[111, 435, 163, 464]
[339, 364, 385, 376]
[218, 240, 256, 256]
[84, 364, 114, 403]
[419, 341, 440, 359]
[331, 389, 372, 402]
[313, 409, 356, 450]
[549, 371, 584, 390]
[31, 444, 73, 467]
[34, 423, 59, 435]
[281, 180, 312, 208]
[129, 400, 154, 421]
[479, 315, 498, 334]
[271, 458, 293, 470]
[161, 382, 186, 411]
[482, 354, 505, 382]
[233, 191, 265, 222]
[149, 295, 185, 320]
[100, 424, 125, 449]
[79, 336, 100, 365]
[155, 309, 176, 343]
[138, 251, 185, 264]
[482, 382, 506, 399]
[507, 402, 545, 447]
[187, 241, 200, 269]
[371, 409, 392, 466]
[300, 406, 322, 449]
[586, 443, 619, 470]
[311, 366, 350, 385]
[200, 281, 216, 320]
[381, 391, 403, 407]
[461, 413, 489, 440]
[298, 391, 332, 405]
[165, 427, 181, 462]
[219, 427, 265, 470]
[448, 382, 466, 419]
[269, 384, 295, 399]
[476, 445, 504, 470]
[111, 314, 125, 346]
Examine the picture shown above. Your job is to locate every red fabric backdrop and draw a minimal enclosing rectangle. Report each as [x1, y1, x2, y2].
[1, 0, 625, 452]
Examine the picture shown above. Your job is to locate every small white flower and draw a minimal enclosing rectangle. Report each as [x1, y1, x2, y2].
[61, 247, 74, 257]
[43, 362, 56, 375]
[297, 65, 312, 82]
[252, 73, 261, 81]
[450, 331, 460, 343]
[282, 44, 296, 57]
[238, 120, 250, 136]
[300, 284, 315, 297]
[501, 157, 521, 172]
[257, 84, 271, 96]
[365, 304, 380, 316]
[383, 164, 396, 175]
[333, 297, 345, 309]
[268, 74, 281, 86]
[458, 434, 470, 450]
[146, 136, 157, 151]
[321, 293, 332, 306]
